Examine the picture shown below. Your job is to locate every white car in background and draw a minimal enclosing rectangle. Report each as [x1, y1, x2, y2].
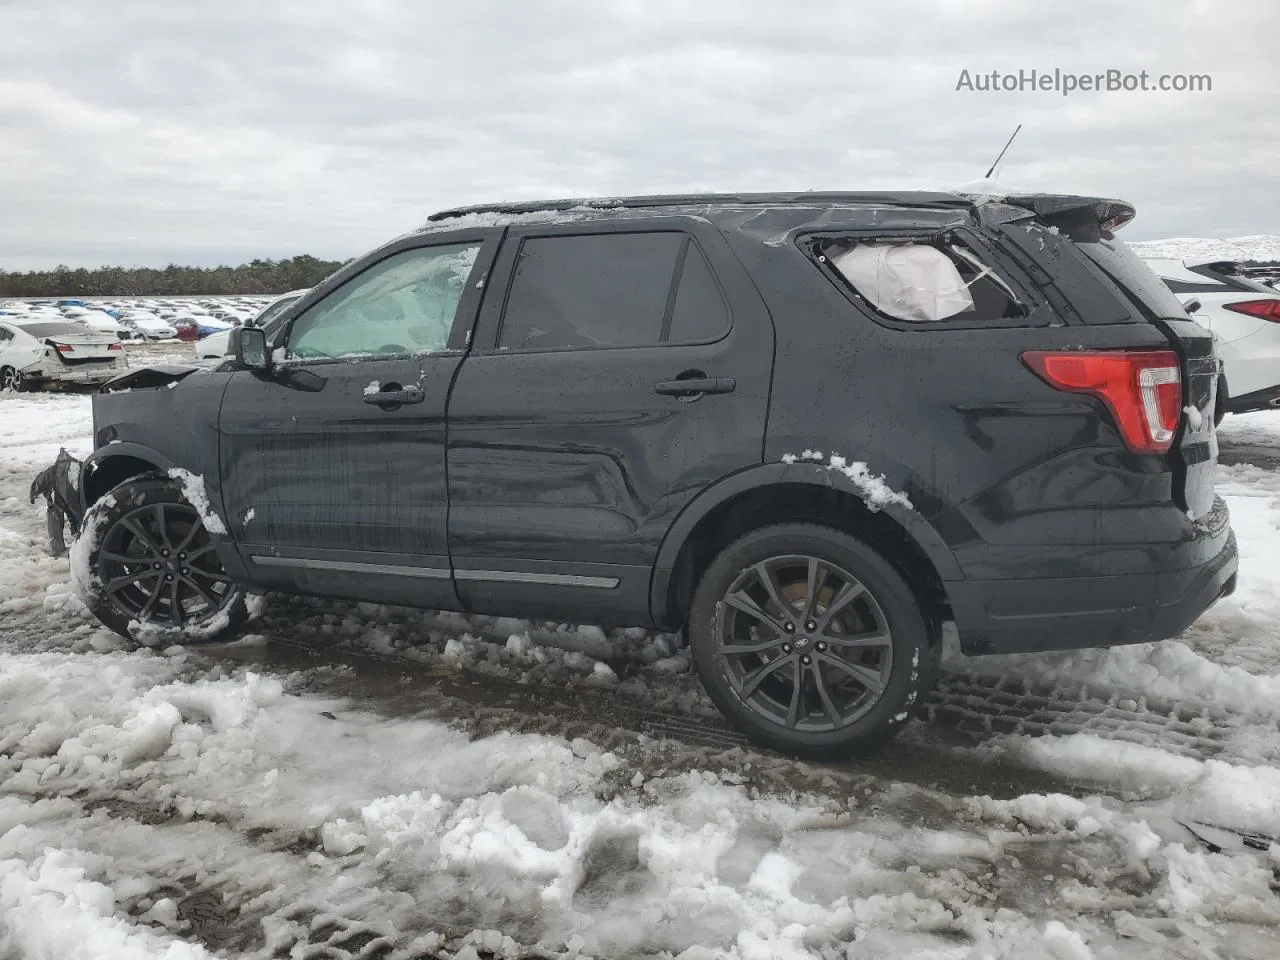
[61, 307, 126, 339]
[0, 319, 128, 391]
[1143, 258, 1280, 421]
[118, 316, 177, 343]
[117, 311, 178, 340]
[196, 288, 309, 359]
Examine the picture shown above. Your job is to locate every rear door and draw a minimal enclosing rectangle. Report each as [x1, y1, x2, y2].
[445, 218, 774, 624]
[218, 230, 497, 607]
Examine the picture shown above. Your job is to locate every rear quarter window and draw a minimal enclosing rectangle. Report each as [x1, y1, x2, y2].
[812, 235, 1029, 327]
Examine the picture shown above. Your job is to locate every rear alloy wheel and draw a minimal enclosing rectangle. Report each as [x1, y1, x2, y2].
[0, 366, 26, 392]
[74, 475, 247, 645]
[689, 523, 931, 759]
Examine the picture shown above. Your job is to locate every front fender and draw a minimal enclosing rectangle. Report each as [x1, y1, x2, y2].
[648, 461, 963, 625]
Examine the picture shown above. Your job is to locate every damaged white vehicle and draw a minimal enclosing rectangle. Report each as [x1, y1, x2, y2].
[0, 319, 128, 391]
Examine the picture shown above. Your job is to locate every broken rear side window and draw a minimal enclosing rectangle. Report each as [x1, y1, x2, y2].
[817, 238, 1025, 324]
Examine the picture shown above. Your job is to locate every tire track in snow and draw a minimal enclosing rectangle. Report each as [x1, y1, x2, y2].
[197, 630, 1131, 804]
[925, 672, 1237, 760]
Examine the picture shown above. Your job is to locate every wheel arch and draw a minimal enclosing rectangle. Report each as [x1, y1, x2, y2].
[650, 463, 961, 632]
[81, 444, 175, 514]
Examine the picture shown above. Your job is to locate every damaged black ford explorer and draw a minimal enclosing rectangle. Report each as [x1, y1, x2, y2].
[48, 191, 1237, 759]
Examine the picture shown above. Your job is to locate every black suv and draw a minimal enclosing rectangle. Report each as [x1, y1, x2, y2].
[68, 191, 1237, 758]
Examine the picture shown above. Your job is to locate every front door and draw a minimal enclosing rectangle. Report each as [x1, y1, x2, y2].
[445, 219, 775, 624]
[218, 231, 495, 608]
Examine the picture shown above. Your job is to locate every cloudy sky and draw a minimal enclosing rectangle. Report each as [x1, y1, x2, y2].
[1, 0, 1276, 270]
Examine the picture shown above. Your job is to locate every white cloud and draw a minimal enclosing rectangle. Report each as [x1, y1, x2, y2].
[1, 0, 1277, 269]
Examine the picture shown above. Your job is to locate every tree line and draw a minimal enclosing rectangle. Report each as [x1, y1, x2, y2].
[0, 255, 347, 298]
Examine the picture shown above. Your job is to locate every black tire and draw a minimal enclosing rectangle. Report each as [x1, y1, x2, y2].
[0, 366, 28, 392]
[1214, 376, 1226, 427]
[72, 474, 247, 646]
[689, 523, 931, 760]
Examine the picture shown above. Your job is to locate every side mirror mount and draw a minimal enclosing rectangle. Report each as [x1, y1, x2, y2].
[231, 326, 270, 372]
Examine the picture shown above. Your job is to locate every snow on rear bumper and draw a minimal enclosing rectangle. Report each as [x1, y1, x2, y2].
[948, 497, 1238, 655]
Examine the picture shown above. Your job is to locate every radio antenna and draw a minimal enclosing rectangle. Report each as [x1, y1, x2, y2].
[984, 124, 1022, 179]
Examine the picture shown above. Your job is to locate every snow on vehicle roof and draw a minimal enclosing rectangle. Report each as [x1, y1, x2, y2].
[426, 191, 973, 222]
[408, 194, 981, 246]
[8, 320, 97, 337]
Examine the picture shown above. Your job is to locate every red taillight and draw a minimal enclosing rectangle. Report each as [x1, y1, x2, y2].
[108, 342, 122, 351]
[1223, 299, 1280, 321]
[55, 343, 74, 354]
[1022, 350, 1182, 454]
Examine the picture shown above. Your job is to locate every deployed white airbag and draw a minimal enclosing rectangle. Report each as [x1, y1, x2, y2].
[830, 243, 975, 322]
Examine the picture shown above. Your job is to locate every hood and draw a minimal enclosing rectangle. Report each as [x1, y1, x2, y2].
[100, 363, 205, 393]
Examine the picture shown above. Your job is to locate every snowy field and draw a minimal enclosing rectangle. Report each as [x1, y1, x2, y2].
[2, 392, 1280, 959]
[1125, 235, 1280, 262]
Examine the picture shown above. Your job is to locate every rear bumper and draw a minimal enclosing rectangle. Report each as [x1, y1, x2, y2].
[947, 497, 1238, 655]
[23, 361, 128, 386]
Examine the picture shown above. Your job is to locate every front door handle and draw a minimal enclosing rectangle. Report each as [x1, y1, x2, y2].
[654, 377, 736, 397]
[363, 386, 425, 406]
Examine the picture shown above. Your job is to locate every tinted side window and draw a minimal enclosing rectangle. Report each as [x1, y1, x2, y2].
[286, 244, 479, 360]
[667, 243, 729, 342]
[498, 233, 684, 351]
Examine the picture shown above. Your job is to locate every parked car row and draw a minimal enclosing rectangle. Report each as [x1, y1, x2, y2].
[0, 295, 274, 345]
[196, 289, 310, 359]
[0, 294, 285, 389]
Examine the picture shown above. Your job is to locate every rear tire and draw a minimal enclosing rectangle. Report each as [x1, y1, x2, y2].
[0, 366, 28, 392]
[72, 475, 247, 646]
[688, 523, 931, 760]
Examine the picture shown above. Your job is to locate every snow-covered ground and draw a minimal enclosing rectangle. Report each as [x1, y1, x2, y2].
[3, 392, 1280, 959]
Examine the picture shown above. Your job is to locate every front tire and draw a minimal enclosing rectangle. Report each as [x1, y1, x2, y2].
[689, 523, 931, 760]
[72, 475, 247, 645]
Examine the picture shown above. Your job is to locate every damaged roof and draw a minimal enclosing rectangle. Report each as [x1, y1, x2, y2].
[426, 191, 976, 222]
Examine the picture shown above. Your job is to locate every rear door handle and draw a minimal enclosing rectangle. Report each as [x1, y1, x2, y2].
[654, 377, 736, 397]
[363, 386, 425, 406]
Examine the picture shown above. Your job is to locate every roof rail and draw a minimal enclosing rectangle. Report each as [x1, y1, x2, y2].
[426, 191, 974, 222]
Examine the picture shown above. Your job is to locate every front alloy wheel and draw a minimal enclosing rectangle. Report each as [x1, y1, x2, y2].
[75, 475, 247, 644]
[98, 501, 234, 627]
